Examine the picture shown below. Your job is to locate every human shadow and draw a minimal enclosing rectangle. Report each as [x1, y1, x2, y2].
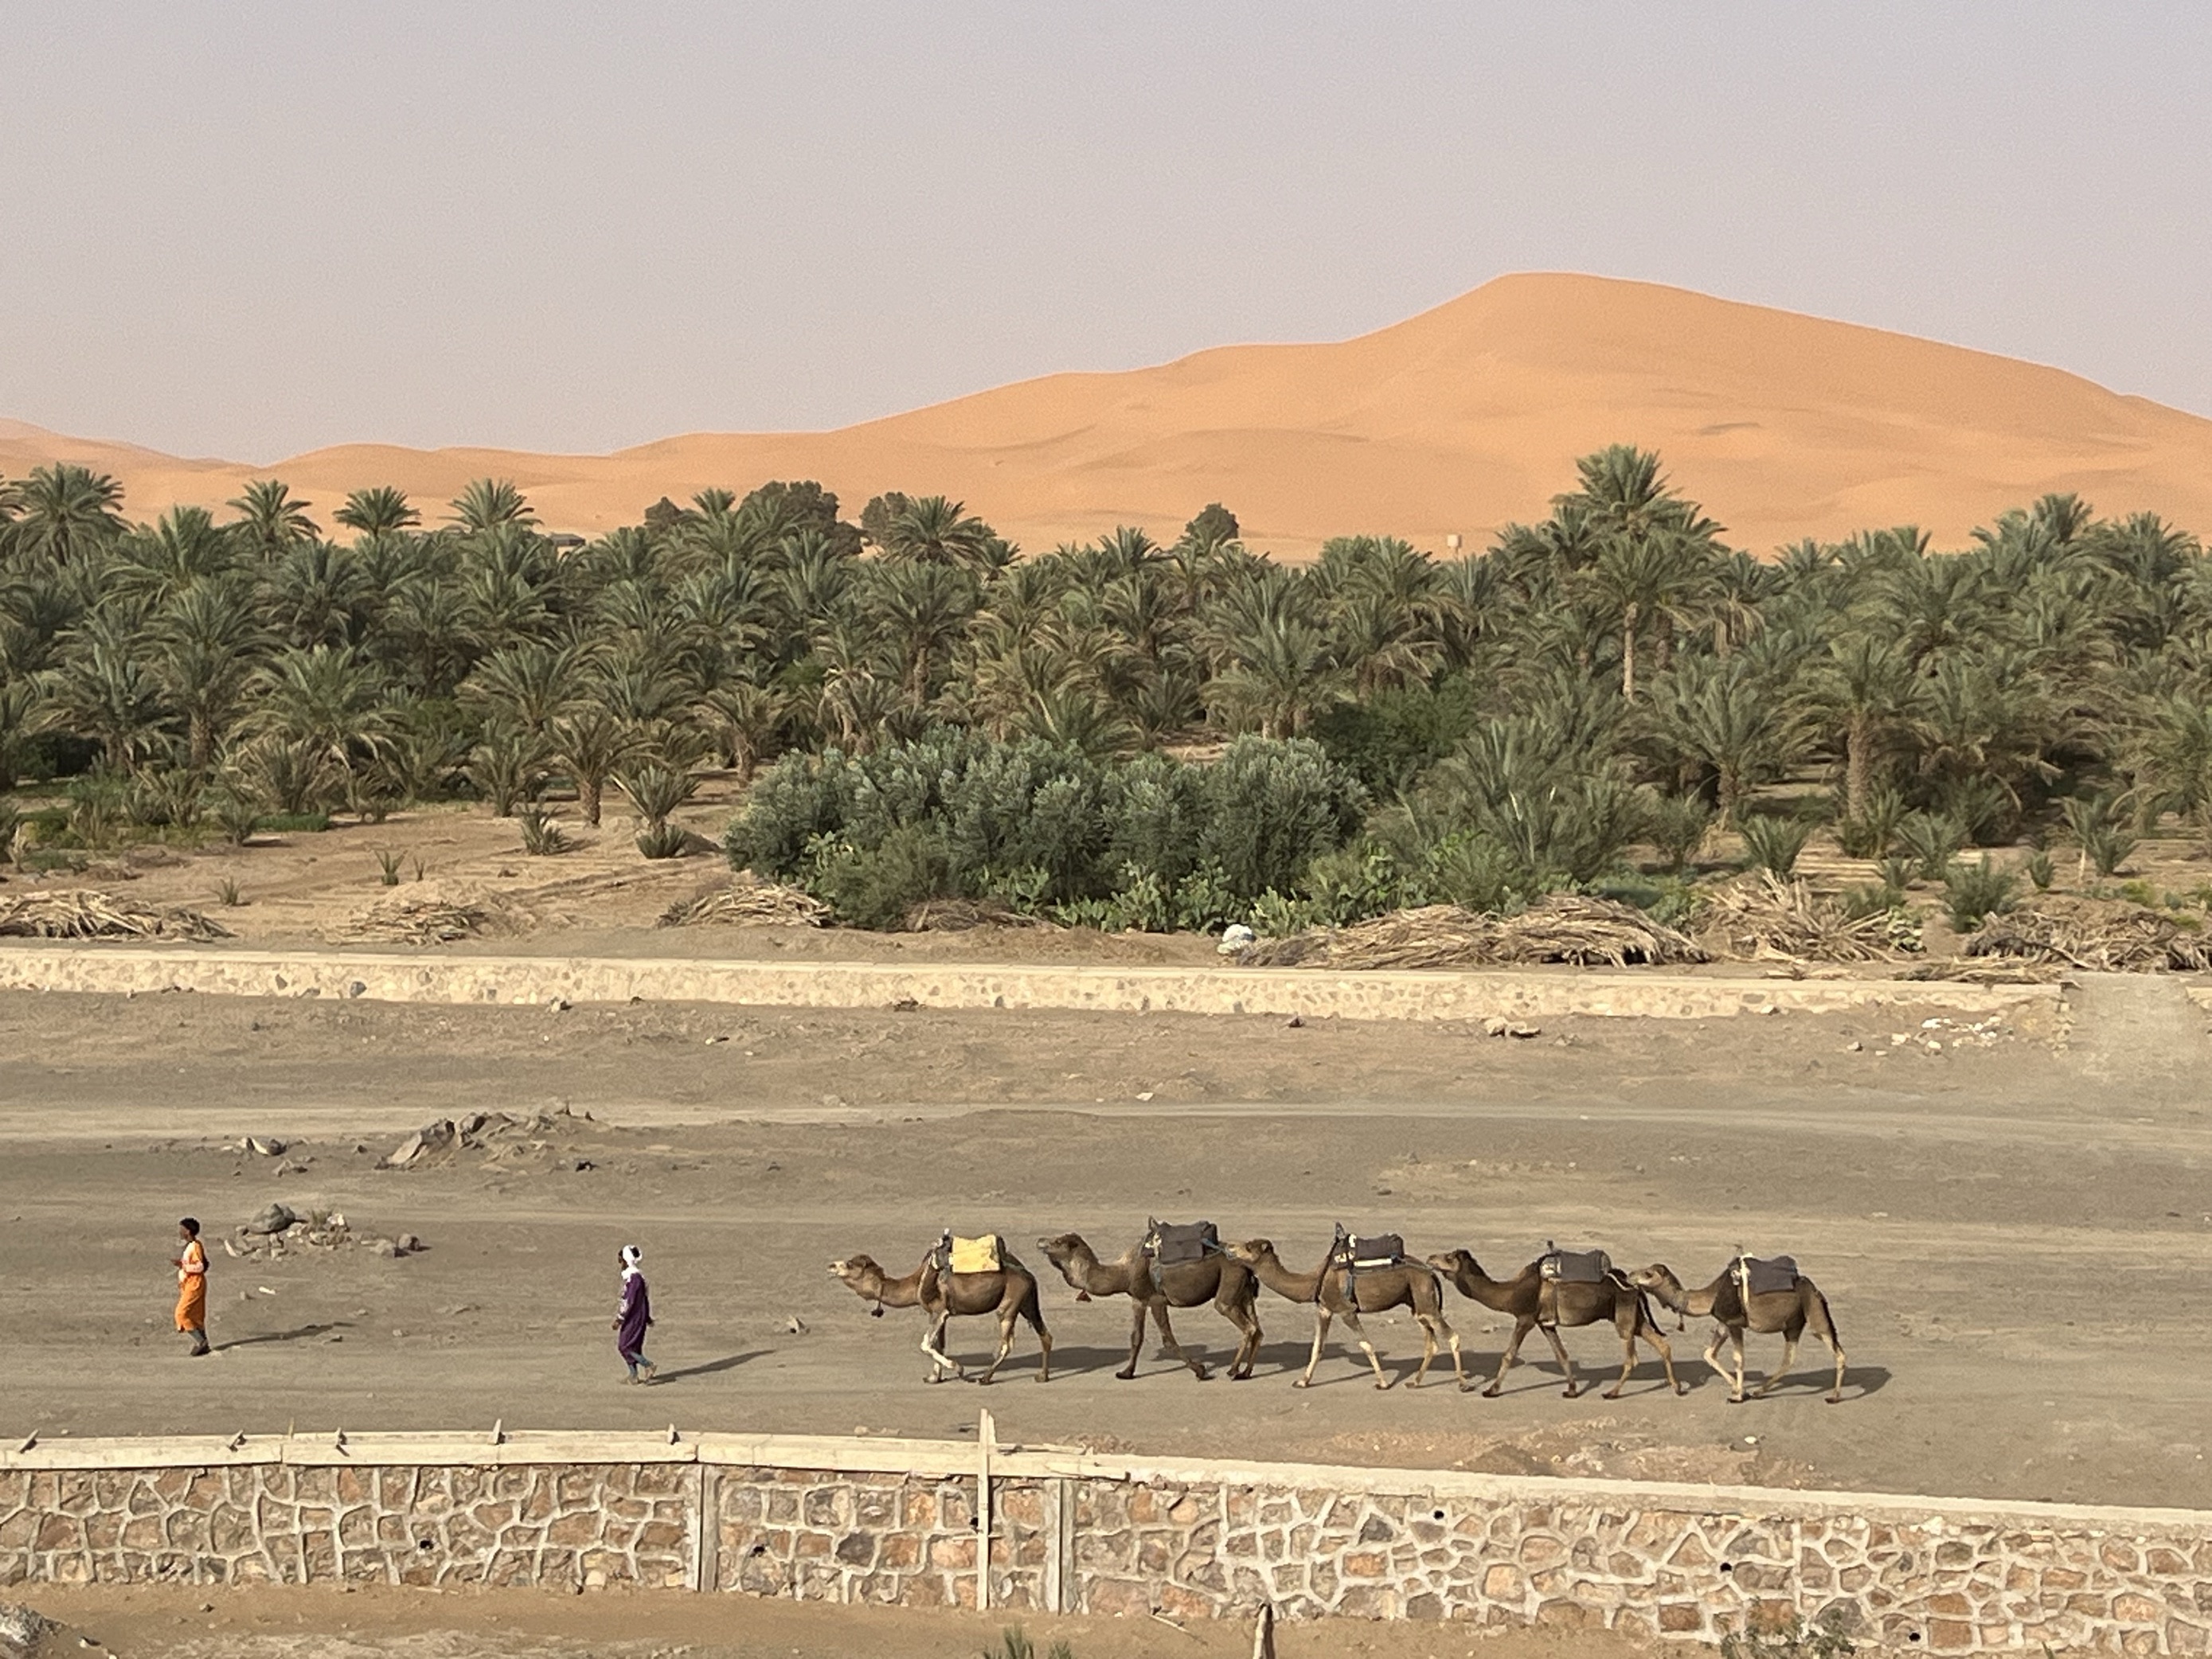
[650, 1350, 770, 1384]
[220, 1321, 352, 1350]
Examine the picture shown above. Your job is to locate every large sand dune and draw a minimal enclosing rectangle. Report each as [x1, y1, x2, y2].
[9, 272, 2212, 556]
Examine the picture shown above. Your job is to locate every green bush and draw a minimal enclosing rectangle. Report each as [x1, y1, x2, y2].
[1737, 814, 1812, 876]
[1895, 811, 1966, 882]
[1647, 792, 1713, 872]
[1832, 784, 1902, 859]
[805, 825, 952, 927]
[723, 730, 1365, 927]
[1942, 854, 2019, 931]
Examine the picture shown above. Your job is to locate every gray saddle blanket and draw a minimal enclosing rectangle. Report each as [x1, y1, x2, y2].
[1335, 1232, 1405, 1269]
[1540, 1247, 1612, 1284]
[1144, 1219, 1219, 1266]
[1734, 1255, 1800, 1296]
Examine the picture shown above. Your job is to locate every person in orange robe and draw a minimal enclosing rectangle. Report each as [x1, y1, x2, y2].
[172, 1218, 209, 1356]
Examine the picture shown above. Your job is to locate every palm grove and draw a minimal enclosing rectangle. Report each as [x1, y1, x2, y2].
[1, 447, 2206, 935]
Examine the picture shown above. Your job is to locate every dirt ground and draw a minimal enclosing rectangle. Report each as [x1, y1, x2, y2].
[2, 960, 2206, 1520]
[11, 1582, 1652, 1659]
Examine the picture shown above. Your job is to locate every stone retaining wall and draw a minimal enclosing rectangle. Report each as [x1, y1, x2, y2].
[2, 1431, 2204, 1651]
[0, 944, 2059, 1024]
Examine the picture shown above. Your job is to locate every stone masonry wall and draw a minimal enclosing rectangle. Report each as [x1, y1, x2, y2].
[0, 943, 2057, 1025]
[0, 1462, 693, 1590]
[1, 1435, 2206, 1653]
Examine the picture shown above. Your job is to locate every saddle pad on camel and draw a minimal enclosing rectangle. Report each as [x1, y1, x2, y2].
[1342, 1232, 1405, 1268]
[1735, 1254, 1799, 1296]
[949, 1234, 1002, 1275]
[1146, 1220, 1218, 1265]
[1540, 1247, 1613, 1283]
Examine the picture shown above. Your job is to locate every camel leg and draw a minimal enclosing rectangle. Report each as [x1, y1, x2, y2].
[1034, 1324, 1053, 1384]
[1700, 1326, 1732, 1393]
[1151, 1303, 1211, 1380]
[1295, 1307, 1332, 1388]
[921, 1314, 963, 1383]
[975, 1308, 1017, 1386]
[1117, 1302, 1147, 1380]
[1753, 1334, 1800, 1399]
[1439, 1317, 1466, 1388]
[1480, 1317, 1530, 1396]
[1405, 1315, 1438, 1388]
[1536, 1321, 1580, 1399]
[1221, 1298, 1262, 1381]
[1725, 1329, 1749, 1403]
[1604, 1324, 1637, 1400]
[1647, 1324, 1684, 1396]
[1340, 1310, 1390, 1390]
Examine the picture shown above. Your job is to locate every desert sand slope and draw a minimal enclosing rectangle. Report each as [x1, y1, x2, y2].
[8, 272, 2212, 556]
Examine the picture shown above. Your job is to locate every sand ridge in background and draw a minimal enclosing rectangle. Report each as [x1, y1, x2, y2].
[10, 272, 2212, 558]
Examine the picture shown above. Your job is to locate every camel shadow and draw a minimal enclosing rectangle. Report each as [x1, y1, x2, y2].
[1250, 1339, 1435, 1389]
[220, 1321, 352, 1350]
[651, 1350, 769, 1384]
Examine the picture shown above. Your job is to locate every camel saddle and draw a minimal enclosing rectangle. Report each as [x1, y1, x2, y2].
[932, 1232, 1003, 1275]
[1539, 1244, 1612, 1284]
[1143, 1219, 1219, 1267]
[1331, 1227, 1406, 1271]
[1733, 1254, 1800, 1298]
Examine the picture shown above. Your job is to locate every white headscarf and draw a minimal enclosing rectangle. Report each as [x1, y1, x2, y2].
[620, 1244, 643, 1279]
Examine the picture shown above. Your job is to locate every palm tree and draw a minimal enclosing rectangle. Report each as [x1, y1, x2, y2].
[1206, 611, 1344, 739]
[14, 465, 127, 564]
[110, 506, 239, 606]
[694, 680, 780, 782]
[546, 706, 636, 826]
[450, 478, 537, 533]
[248, 644, 389, 779]
[334, 486, 420, 537]
[1644, 658, 1804, 826]
[150, 580, 259, 770]
[227, 479, 319, 556]
[877, 495, 1003, 576]
[1795, 633, 1918, 818]
[866, 559, 979, 707]
[41, 635, 171, 771]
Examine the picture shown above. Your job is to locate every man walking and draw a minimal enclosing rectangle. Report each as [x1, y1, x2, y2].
[613, 1244, 655, 1384]
[173, 1218, 209, 1356]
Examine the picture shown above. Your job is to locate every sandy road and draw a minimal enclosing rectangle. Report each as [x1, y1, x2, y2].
[1, 978, 2206, 1517]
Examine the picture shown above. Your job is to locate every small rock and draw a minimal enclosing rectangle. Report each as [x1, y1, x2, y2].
[0, 1604, 56, 1652]
[1285, 1015, 1304, 1029]
[1135, 1090, 1155, 1102]
[889, 996, 919, 1013]
[1506, 1022, 1541, 1040]
[244, 1204, 297, 1236]
[245, 1137, 287, 1157]
[785, 1317, 807, 1335]
[1846, 1040, 1862, 1052]
[545, 997, 570, 1013]
[385, 1132, 425, 1168]
[1480, 1016, 1510, 1037]
[397, 1233, 424, 1253]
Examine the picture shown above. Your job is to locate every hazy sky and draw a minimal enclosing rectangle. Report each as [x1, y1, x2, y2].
[5, 3, 2209, 462]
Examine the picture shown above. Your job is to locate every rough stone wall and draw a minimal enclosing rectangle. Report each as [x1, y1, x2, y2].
[4, 1444, 2207, 1653]
[0, 1464, 693, 1590]
[1065, 1479, 2212, 1653]
[711, 1467, 1051, 1610]
[0, 943, 2054, 1025]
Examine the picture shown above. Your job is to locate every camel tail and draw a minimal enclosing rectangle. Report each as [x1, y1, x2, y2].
[1814, 1284, 1841, 1349]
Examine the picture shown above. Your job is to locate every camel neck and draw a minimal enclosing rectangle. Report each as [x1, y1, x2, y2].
[1249, 1253, 1326, 1302]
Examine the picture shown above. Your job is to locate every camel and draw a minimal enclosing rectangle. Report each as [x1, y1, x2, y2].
[1037, 1232, 1264, 1380]
[1225, 1238, 1465, 1390]
[1426, 1248, 1682, 1399]
[828, 1247, 1053, 1384]
[1629, 1262, 1847, 1403]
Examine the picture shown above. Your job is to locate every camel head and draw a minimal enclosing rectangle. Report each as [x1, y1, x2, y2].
[1225, 1238, 1276, 1267]
[829, 1255, 886, 1298]
[1627, 1264, 1685, 1306]
[1425, 1247, 1481, 1282]
[1036, 1232, 1091, 1269]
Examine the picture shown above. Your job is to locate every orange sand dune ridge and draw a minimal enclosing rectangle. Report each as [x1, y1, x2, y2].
[8, 272, 2212, 557]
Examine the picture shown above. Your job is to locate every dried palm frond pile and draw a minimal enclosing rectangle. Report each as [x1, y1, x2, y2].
[1698, 872, 1903, 964]
[656, 878, 828, 929]
[901, 896, 1055, 932]
[0, 888, 233, 943]
[1243, 897, 1705, 970]
[335, 888, 500, 946]
[1964, 894, 2212, 973]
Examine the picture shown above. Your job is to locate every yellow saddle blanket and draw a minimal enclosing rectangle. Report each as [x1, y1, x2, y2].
[949, 1234, 1002, 1274]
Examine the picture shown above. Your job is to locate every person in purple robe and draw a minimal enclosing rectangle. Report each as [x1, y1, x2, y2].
[613, 1244, 655, 1384]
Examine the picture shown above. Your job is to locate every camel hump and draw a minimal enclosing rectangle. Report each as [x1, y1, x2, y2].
[1540, 1247, 1613, 1284]
[1734, 1254, 1801, 1297]
[1146, 1220, 1220, 1265]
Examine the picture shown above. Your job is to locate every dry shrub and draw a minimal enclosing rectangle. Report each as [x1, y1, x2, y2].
[901, 896, 1057, 933]
[336, 882, 514, 946]
[1964, 893, 2212, 973]
[656, 878, 829, 929]
[1699, 872, 1901, 964]
[0, 888, 233, 943]
[1243, 896, 1704, 970]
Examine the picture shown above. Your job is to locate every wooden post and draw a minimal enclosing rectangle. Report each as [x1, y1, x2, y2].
[976, 1409, 995, 1612]
[1044, 1475, 1073, 1614]
[1252, 1601, 1276, 1659]
[692, 1463, 718, 1593]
